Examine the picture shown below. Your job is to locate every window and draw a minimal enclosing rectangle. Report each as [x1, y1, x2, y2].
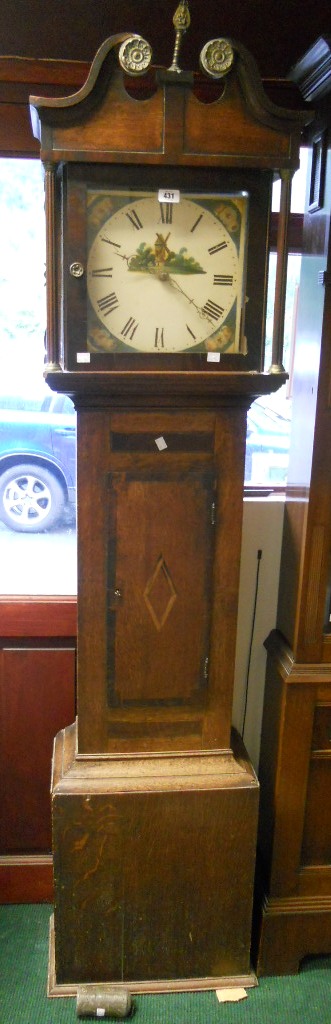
[245, 149, 308, 488]
[0, 158, 77, 595]
[0, 151, 309, 596]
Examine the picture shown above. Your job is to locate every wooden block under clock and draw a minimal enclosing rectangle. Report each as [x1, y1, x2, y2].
[50, 721, 258, 992]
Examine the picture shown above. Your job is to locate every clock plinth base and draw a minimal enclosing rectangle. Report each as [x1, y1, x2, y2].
[47, 914, 257, 996]
[51, 721, 258, 991]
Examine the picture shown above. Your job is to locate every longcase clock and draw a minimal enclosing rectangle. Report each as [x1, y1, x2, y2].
[30, 19, 308, 995]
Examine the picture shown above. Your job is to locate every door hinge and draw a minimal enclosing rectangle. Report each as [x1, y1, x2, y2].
[318, 270, 331, 286]
[211, 500, 216, 525]
[204, 656, 209, 681]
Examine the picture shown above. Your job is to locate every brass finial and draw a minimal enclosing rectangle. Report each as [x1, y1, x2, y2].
[168, 1, 191, 73]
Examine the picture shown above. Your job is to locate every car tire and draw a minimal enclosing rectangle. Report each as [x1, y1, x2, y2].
[0, 463, 66, 533]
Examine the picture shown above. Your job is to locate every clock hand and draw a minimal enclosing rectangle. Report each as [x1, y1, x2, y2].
[111, 251, 216, 327]
[112, 231, 172, 271]
[113, 251, 133, 267]
[163, 272, 215, 325]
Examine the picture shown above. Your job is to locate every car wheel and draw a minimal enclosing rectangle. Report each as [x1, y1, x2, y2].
[0, 463, 65, 532]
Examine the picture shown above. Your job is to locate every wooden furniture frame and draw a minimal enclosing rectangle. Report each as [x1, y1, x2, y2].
[256, 38, 331, 975]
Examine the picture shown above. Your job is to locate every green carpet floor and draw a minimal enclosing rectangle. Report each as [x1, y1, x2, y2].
[1, 904, 330, 1023]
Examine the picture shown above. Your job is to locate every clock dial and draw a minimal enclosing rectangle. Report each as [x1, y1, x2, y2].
[86, 191, 248, 355]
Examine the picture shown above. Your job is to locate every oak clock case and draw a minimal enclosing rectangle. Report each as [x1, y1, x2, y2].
[29, 28, 308, 994]
[61, 164, 271, 372]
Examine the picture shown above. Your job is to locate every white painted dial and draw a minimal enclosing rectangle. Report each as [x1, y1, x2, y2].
[86, 191, 247, 354]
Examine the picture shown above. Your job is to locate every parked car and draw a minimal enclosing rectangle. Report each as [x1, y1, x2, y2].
[0, 388, 290, 533]
[0, 389, 76, 532]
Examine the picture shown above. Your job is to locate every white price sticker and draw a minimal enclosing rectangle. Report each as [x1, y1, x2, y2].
[158, 189, 180, 204]
[155, 436, 168, 451]
[77, 352, 91, 363]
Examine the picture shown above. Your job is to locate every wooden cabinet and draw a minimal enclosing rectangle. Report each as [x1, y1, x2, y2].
[256, 40, 331, 975]
[257, 637, 331, 974]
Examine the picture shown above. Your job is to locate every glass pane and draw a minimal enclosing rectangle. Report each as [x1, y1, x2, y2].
[245, 252, 301, 486]
[272, 147, 309, 212]
[0, 158, 77, 595]
[245, 150, 308, 487]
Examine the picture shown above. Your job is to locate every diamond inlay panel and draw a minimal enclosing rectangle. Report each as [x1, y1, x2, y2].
[143, 554, 177, 631]
[106, 469, 214, 711]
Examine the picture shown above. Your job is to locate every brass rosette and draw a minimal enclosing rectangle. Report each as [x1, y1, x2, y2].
[118, 36, 153, 76]
[199, 38, 235, 79]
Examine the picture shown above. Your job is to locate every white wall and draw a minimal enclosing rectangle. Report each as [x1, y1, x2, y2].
[232, 497, 285, 770]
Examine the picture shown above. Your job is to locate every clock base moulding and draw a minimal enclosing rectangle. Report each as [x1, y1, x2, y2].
[45, 368, 288, 405]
